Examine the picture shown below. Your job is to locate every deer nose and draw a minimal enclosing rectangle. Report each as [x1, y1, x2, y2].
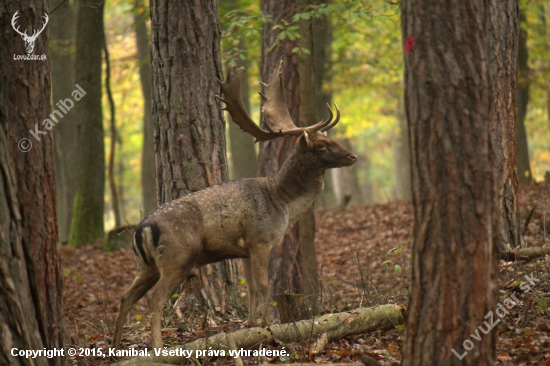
[349, 154, 358, 161]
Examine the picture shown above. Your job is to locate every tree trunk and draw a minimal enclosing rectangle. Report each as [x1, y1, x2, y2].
[296, 0, 319, 312]
[1, 1, 64, 364]
[516, 10, 532, 183]
[225, 50, 258, 179]
[259, 0, 305, 303]
[489, 1, 521, 251]
[401, 0, 499, 365]
[312, 7, 337, 209]
[104, 35, 122, 228]
[69, 0, 105, 247]
[50, 0, 77, 244]
[394, 97, 412, 201]
[225, 53, 258, 180]
[331, 137, 364, 207]
[133, 0, 157, 215]
[150, 0, 238, 315]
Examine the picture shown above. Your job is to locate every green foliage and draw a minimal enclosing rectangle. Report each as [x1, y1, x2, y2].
[523, 0, 550, 179]
[94, 0, 550, 234]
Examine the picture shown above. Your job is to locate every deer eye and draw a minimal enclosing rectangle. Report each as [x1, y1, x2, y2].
[316, 142, 327, 151]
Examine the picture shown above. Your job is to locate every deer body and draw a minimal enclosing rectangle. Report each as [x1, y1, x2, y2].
[113, 60, 356, 349]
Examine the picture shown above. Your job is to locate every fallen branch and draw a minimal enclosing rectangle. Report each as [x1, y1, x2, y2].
[500, 246, 550, 261]
[114, 304, 405, 365]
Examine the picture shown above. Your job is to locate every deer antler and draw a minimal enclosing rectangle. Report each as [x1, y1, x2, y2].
[11, 11, 28, 38]
[216, 58, 340, 142]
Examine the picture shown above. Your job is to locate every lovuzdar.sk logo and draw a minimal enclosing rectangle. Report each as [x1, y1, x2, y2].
[12, 10, 48, 61]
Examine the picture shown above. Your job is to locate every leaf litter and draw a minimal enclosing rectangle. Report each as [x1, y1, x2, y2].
[61, 181, 550, 365]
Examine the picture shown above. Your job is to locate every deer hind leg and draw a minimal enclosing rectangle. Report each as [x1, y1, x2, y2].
[242, 258, 258, 326]
[113, 262, 159, 348]
[147, 254, 197, 349]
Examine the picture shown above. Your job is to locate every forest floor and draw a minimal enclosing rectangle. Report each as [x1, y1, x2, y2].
[61, 182, 550, 365]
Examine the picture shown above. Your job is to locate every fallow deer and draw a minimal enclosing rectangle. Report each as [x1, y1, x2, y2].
[112, 59, 357, 349]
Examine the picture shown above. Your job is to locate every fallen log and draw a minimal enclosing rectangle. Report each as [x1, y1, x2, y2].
[114, 304, 405, 365]
[500, 246, 550, 261]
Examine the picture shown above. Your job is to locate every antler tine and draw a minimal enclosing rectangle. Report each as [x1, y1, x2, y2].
[216, 65, 280, 142]
[303, 103, 334, 135]
[320, 103, 341, 132]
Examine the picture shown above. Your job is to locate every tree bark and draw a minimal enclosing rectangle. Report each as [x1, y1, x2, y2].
[312, 7, 337, 209]
[259, 0, 305, 304]
[50, 0, 77, 244]
[296, 0, 319, 312]
[401, 1, 499, 365]
[150, 0, 238, 315]
[69, 0, 105, 247]
[133, 0, 157, 215]
[1, 1, 64, 364]
[489, 1, 521, 251]
[516, 10, 532, 183]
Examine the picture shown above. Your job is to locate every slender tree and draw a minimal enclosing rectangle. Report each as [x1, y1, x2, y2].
[394, 97, 412, 201]
[69, 0, 105, 247]
[219, 0, 258, 180]
[133, 0, 156, 214]
[1, 1, 64, 364]
[296, 0, 320, 307]
[516, 9, 532, 183]
[50, 0, 77, 244]
[312, 4, 338, 208]
[490, 1, 521, 251]
[401, 0, 500, 365]
[150, 0, 238, 315]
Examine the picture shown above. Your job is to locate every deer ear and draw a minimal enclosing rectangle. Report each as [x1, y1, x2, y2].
[297, 131, 312, 151]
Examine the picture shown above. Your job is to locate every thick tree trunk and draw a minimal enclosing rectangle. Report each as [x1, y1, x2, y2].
[69, 0, 105, 247]
[133, 0, 157, 215]
[50, 0, 77, 244]
[394, 97, 412, 201]
[0, 1, 64, 364]
[516, 10, 532, 183]
[401, 1, 499, 365]
[259, 0, 305, 303]
[489, 1, 521, 251]
[150, 0, 237, 315]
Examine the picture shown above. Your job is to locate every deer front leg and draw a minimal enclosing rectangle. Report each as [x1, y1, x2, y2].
[242, 258, 258, 326]
[250, 249, 271, 326]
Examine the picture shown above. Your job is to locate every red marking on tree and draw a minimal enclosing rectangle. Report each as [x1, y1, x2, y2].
[404, 35, 415, 53]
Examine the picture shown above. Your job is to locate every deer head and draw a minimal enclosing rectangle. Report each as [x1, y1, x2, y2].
[12, 11, 49, 54]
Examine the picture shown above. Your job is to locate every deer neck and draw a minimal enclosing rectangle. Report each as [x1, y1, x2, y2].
[270, 148, 324, 207]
